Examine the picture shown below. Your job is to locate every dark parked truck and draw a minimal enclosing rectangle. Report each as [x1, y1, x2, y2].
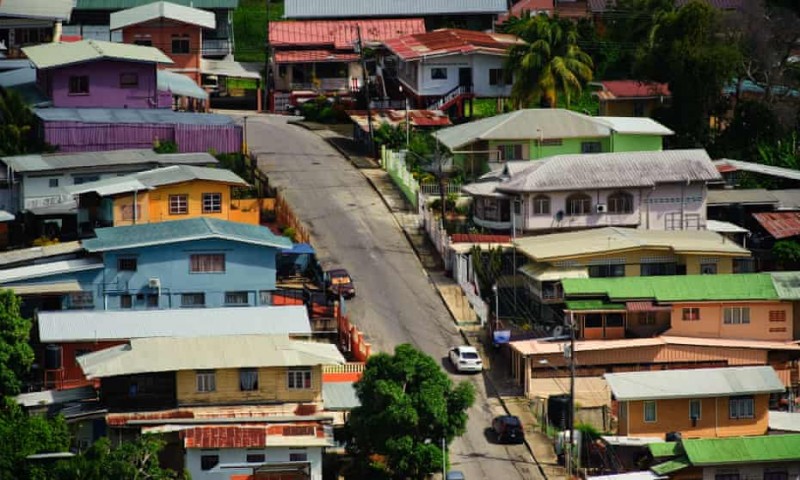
[325, 268, 355, 299]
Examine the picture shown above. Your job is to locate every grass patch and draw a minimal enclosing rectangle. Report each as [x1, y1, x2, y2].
[469, 98, 503, 119]
[233, 0, 283, 63]
[227, 77, 259, 90]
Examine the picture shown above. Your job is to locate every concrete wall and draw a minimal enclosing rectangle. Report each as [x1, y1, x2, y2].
[611, 133, 664, 152]
[407, 53, 511, 98]
[176, 366, 322, 405]
[185, 446, 323, 480]
[122, 22, 203, 84]
[667, 301, 793, 341]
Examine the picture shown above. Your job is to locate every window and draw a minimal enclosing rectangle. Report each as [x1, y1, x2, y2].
[583, 314, 603, 328]
[498, 144, 523, 160]
[48, 178, 59, 188]
[489, 68, 505, 86]
[566, 193, 591, 216]
[588, 264, 625, 278]
[133, 39, 152, 46]
[284, 426, 316, 436]
[430, 67, 447, 80]
[287, 367, 312, 389]
[239, 368, 259, 391]
[729, 396, 754, 419]
[120, 204, 141, 221]
[225, 291, 249, 305]
[723, 307, 750, 325]
[169, 194, 188, 215]
[605, 313, 624, 328]
[200, 453, 219, 471]
[764, 469, 788, 480]
[146, 294, 159, 308]
[682, 308, 700, 321]
[769, 310, 787, 322]
[190, 254, 225, 273]
[68, 75, 89, 95]
[118, 257, 137, 271]
[638, 312, 656, 325]
[289, 452, 308, 462]
[196, 370, 216, 392]
[68, 292, 94, 309]
[733, 258, 755, 273]
[181, 293, 206, 307]
[643, 400, 657, 422]
[259, 290, 272, 305]
[172, 34, 190, 54]
[690, 399, 701, 420]
[700, 262, 718, 275]
[641, 262, 678, 276]
[246, 452, 265, 463]
[581, 141, 602, 153]
[541, 138, 563, 146]
[120, 294, 133, 309]
[73, 175, 100, 185]
[607, 192, 633, 214]
[714, 473, 740, 480]
[202, 193, 222, 213]
[119, 72, 139, 88]
[532, 195, 550, 215]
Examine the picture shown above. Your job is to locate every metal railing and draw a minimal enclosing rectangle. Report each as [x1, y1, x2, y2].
[419, 181, 463, 196]
[427, 84, 473, 111]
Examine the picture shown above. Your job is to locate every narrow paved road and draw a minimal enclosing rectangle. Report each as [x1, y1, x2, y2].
[238, 114, 541, 480]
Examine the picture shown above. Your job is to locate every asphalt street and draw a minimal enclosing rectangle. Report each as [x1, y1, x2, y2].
[238, 113, 541, 480]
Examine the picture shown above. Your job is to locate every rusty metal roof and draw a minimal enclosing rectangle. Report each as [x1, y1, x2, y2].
[346, 109, 451, 132]
[753, 211, 800, 239]
[384, 28, 522, 61]
[594, 80, 670, 100]
[269, 19, 425, 49]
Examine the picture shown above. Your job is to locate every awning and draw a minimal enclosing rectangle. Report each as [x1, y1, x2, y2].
[281, 242, 315, 255]
[626, 301, 671, 312]
[8, 281, 83, 295]
[200, 58, 261, 80]
[706, 219, 749, 234]
[157, 70, 208, 100]
[519, 263, 589, 282]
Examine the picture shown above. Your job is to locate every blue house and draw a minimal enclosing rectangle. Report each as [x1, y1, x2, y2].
[0, 217, 292, 310]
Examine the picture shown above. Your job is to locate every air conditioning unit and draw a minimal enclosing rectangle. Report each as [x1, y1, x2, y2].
[148, 278, 161, 289]
[596, 203, 607, 213]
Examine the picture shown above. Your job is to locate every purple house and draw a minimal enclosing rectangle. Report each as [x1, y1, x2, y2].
[22, 39, 173, 109]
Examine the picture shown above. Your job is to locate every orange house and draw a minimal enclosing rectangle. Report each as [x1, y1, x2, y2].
[605, 366, 785, 439]
[111, 1, 215, 85]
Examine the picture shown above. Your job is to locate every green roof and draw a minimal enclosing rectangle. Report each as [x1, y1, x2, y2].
[770, 272, 800, 300]
[648, 441, 680, 458]
[75, 0, 237, 9]
[651, 456, 690, 475]
[82, 217, 292, 252]
[564, 299, 626, 311]
[562, 274, 778, 303]
[682, 434, 800, 466]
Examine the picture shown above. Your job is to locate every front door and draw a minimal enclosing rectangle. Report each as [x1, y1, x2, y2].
[458, 67, 472, 89]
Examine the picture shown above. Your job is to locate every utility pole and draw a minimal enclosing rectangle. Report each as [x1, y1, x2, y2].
[264, 0, 273, 112]
[442, 437, 446, 479]
[568, 310, 576, 478]
[436, 141, 446, 223]
[355, 26, 375, 155]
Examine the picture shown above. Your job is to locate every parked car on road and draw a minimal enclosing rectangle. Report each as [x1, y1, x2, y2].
[446, 471, 466, 480]
[491, 415, 525, 444]
[326, 268, 355, 299]
[448, 346, 483, 373]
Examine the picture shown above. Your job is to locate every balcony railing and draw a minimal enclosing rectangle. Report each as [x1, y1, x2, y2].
[202, 38, 231, 57]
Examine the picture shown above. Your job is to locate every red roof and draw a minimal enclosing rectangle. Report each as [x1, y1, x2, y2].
[274, 50, 359, 64]
[450, 233, 512, 244]
[269, 19, 425, 49]
[182, 426, 269, 448]
[753, 212, 800, 240]
[384, 28, 522, 61]
[346, 109, 452, 131]
[716, 163, 738, 174]
[597, 80, 671, 100]
[497, 0, 555, 23]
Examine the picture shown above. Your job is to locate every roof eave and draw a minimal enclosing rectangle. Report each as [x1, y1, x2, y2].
[617, 388, 786, 402]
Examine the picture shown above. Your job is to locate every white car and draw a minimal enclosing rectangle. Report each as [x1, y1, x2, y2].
[449, 346, 483, 373]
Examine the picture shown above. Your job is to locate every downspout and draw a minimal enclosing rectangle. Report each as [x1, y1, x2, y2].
[645, 186, 656, 229]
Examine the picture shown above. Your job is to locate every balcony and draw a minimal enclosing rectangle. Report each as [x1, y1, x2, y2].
[202, 38, 231, 57]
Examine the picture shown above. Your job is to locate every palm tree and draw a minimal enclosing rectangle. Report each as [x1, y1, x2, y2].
[504, 15, 594, 109]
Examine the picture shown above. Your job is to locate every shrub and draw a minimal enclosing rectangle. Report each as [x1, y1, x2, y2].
[282, 226, 297, 242]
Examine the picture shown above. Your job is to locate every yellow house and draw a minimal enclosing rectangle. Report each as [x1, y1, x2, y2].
[68, 164, 261, 228]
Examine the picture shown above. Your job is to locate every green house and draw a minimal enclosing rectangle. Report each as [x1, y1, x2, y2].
[432, 108, 673, 178]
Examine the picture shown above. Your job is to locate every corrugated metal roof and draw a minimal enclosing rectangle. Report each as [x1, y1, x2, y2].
[384, 28, 522, 61]
[200, 58, 261, 79]
[323, 382, 360, 410]
[753, 211, 800, 239]
[34, 107, 236, 126]
[0, 241, 82, 267]
[562, 273, 777, 302]
[770, 272, 800, 300]
[6, 282, 84, 295]
[0, 0, 73, 21]
[82, 217, 291, 252]
[0, 258, 103, 284]
[518, 263, 588, 282]
[705, 219, 749, 234]
[78, 334, 346, 378]
[158, 70, 208, 100]
[706, 188, 778, 205]
[495, 150, 719, 193]
[681, 434, 800, 466]
[565, 299, 625, 311]
[270, 19, 425, 49]
[603, 366, 784, 401]
[647, 442, 680, 458]
[347, 109, 451, 132]
[75, 0, 238, 10]
[39, 305, 312, 342]
[515, 227, 750, 261]
[274, 50, 359, 64]
[769, 411, 800, 433]
[770, 189, 800, 211]
[714, 158, 800, 182]
[595, 80, 670, 99]
[65, 164, 248, 196]
[596, 117, 674, 135]
[110, 1, 216, 30]
[15, 385, 96, 408]
[650, 457, 690, 475]
[2, 149, 217, 173]
[0, 66, 35, 87]
[284, 0, 507, 19]
[23, 39, 172, 70]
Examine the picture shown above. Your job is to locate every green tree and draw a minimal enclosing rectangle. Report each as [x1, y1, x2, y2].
[504, 15, 594, 108]
[47, 436, 180, 480]
[0, 89, 43, 156]
[346, 344, 475, 480]
[0, 399, 71, 480]
[0, 290, 34, 397]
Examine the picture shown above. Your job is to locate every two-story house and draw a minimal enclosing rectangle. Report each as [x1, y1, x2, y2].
[23, 39, 174, 109]
[434, 108, 674, 178]
[77, 334, 345, 480]
[464, 149, 719, 234]
[111, 2, 216, 85]
[0, 217, 291, 311]
[0, 0, 72, 61]
[605, 366, 785, 438]
[66, 164, 259, 231]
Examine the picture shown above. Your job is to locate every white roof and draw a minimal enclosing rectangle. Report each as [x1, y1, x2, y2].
[769, 411, 800, 433]
[0, 0, 73, 21]
[200, 58, 262, 79]
[78, 335, 346, 378]
[110, 1, 216, 30]
[715, 159, 800, 182]
[38, 305, 312, 342]
[604, 366, 785, 401]
[23, 39, 173, 70]
[16, 386, 95, 408]
[0, 258, 103, 284]
[706, 219, 749, 234]
[601, 436, 665, 447]
[519, 263, 589, 282]
[596, 116, 675, 136]
[64, 164, 248, 196]
[0, 241, 82, 267]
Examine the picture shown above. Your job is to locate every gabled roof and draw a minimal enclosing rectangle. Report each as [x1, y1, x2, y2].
[604, 366, 784, 401]
[0, 258, 103, 285]
[110, 1, 216, 30]
[284, 0, 507, 19]
[0, 0, 73, 21]
[595, 117, 674, 136]
[514, 227, 750, 261]
[770, 272, 800, 300]
[78, 334, 346, 378]
[65, 164, 248, 196]
[561, 274, 777, 303]
[384, 29, 522, 61]
[753, 211, 800, 240]
[2, 149, 217, 174]
[75, 0, 238, 9]
[679, 434, 800, 466]
[269, 19, 425, 49]
[82, 217, 291, 252]
[34, 108, 236, 126]
[38, 305, 312, 342]
[23, 39, 173, 70]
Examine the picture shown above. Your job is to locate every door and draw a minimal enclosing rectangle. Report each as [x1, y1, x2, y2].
[458, 67, 472, 89]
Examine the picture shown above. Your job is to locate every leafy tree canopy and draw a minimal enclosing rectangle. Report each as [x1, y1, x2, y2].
[346, 344, 475, 480]
[0, 289, 34, 397]
[0, 399, 71, 480]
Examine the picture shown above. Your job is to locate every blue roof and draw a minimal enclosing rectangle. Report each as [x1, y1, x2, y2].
[83, 217, 292, 252]
[34, 107, 236, 125]
[281, 243, 315, 255]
